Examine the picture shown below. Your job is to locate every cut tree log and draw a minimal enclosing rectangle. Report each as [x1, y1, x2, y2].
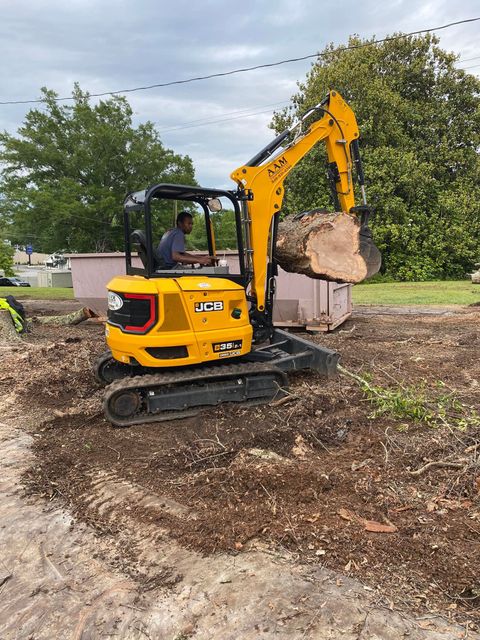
[276, 210, 381, 284]
[33, 307, 98, 327]
[0, 310, 21, 343]
[85, 315, 107, 325]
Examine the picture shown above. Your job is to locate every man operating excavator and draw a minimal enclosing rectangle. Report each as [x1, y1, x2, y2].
[97, 89, 382, 426]
[157, 211, 216, 269]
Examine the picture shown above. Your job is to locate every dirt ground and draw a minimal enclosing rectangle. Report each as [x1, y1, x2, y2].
[1, 299, 479, 638]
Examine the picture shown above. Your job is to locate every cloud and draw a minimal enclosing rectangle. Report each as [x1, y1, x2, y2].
[198, 45, 267, 64]
[0, 0, 478, 189]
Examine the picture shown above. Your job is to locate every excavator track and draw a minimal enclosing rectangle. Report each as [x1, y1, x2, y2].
[104, 362, 289, 427]
[94, 350, 135, 385]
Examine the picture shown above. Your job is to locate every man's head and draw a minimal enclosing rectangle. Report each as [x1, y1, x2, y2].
[176, 211, 193, 235]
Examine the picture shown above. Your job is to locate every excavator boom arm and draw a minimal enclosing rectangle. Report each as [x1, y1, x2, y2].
[230, 90, 362, 314]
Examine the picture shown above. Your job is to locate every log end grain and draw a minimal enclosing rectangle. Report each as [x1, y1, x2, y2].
[277, 211, 381, 283]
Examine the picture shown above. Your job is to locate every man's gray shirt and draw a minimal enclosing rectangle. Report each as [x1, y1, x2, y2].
[158, 228, 185, 268]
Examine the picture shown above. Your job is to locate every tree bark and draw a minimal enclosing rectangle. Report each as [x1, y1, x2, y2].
[276, 210, 381, 284]
[0, 310, 21, 343]
[33, 307, 98, 326]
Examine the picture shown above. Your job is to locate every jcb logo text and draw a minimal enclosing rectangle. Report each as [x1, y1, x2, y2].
[194, 301, 224, 313]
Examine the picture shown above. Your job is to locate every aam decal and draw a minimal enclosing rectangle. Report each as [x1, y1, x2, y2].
[267, 156, 290, 182]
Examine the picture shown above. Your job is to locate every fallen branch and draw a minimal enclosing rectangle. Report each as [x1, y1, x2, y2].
[270, 394, 299, 407]
[408, 459, 467, 477]
[107, 445, 121, 461]
[464, 442, 480, 454]
[33, 307, 98, 327]
[77, 412, 103, 428]
[85, 316, 107, 325]
[186, 450, 232, 467]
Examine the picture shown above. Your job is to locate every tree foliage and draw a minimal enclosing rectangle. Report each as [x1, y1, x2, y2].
[0, 241, 14, 276]
[271, 34, 480, 280]
[188, 209, 238, 251]
[0, 86, 196, 253]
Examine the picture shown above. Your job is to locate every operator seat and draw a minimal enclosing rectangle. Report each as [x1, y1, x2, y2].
[130, 229, 163, 270]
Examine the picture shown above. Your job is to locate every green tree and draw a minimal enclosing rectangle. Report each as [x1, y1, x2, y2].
[188, 209, 238, 251]
[0, 241, 14, 276]
[271, 34, 480, 280]
[0, 85, 196, 253]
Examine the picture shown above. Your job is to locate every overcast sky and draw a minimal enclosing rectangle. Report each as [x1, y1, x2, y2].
[0, 0, 478, 189]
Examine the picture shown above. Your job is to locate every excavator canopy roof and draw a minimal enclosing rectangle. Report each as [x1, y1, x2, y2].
[123, 183, 238, 211]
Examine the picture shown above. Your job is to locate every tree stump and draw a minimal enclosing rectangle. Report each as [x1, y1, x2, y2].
[276, 210, 381, 283]
[0, 310, 21, 344]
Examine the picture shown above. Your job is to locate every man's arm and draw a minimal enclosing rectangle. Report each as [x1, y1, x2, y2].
[172, 250, 214, 266]
[171, 232, 216, 266]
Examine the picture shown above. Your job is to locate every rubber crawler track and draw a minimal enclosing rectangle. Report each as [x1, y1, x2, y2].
[104, 362, 288, 427]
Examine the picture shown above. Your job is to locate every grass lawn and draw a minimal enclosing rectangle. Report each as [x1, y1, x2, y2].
[1, 281, 479, 306]
[353, 280, 480, 306]
[0, 287, 75, 300]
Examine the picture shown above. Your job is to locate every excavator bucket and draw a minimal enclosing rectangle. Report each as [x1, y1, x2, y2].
[359, 224, 382, 280]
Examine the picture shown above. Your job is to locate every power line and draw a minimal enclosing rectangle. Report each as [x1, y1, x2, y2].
[0, 17, 479, 106]
[156, 46, 480, 133]
[459, 54, 480, 62]
[147, 47, 480, 134]
[159, 104, 290, 134]
[155, 100, 289, 131]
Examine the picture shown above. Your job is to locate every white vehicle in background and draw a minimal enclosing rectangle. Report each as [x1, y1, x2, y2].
[471, 263, 480, 284]
[45, 253, 70, 269]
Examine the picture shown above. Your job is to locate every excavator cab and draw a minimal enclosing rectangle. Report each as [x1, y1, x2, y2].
[122, 184, 246, 280]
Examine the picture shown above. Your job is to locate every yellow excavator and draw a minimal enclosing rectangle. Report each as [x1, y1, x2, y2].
[95, 90, 381, 426]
